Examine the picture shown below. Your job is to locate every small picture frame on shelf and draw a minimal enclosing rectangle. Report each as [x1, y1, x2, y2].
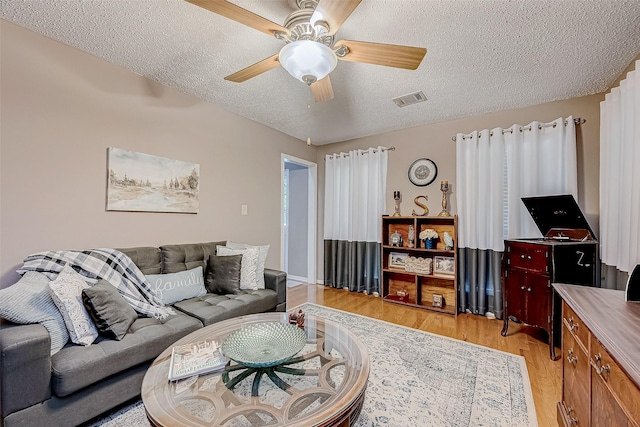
[432, 293, 443, 307]
[389, 252, 409, 269]
[433, 256, 455, 275]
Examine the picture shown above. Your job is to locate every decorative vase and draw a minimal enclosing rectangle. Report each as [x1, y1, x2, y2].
[424, 238, 436, 249]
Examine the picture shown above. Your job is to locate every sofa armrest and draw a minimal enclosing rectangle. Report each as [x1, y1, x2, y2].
[264, 268, 287, 311]
[0, 322, 52, 418]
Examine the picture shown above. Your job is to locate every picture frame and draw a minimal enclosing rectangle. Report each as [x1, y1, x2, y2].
[106, 148, 200, 214]
[432, 293, 444, 307]
[389, 252, 409, 269]
[433, 256, 455, 275]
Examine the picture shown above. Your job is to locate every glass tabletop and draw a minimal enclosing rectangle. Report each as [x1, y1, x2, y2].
[141, 312, 370, 427]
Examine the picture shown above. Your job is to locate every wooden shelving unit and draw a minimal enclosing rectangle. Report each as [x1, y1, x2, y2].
[381, 215, 458, 315]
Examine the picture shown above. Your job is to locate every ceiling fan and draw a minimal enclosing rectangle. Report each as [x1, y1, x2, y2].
[186, 0, 427, 102]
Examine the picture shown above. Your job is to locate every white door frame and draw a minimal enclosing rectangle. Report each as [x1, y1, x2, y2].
[281, 154, 317, 285]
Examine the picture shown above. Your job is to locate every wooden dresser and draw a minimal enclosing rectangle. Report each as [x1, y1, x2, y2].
[554, 284, 640, 427]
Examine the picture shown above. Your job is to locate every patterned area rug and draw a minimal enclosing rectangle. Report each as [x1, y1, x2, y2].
[90, 303, 537, 427]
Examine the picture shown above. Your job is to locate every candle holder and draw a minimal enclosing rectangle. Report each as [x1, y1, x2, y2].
[438, 181, 451, 217]
[392, 191, 402, 217]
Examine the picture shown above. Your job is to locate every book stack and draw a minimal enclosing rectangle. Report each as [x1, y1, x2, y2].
[168, 339, 227, 381]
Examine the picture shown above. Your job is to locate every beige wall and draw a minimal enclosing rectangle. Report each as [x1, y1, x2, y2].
[315, 93, 604, 282]
[0, 20, 620, 287]
[0, 21, 316, 286]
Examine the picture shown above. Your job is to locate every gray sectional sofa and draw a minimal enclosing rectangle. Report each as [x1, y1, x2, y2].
[0, 241, 287, 427]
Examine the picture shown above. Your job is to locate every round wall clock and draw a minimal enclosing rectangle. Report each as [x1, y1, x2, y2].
[408, 158, 438, 186]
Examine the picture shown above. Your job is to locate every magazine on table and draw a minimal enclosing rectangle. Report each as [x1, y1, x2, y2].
[168, 339, 227, 381]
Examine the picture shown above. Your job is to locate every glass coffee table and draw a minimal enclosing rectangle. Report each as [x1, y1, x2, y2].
[141, 312, 370, 426]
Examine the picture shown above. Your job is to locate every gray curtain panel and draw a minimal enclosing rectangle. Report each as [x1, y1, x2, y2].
[601, 263, 629, 290]
[324, 240, 381, 294]
[458, 248, 503, 319]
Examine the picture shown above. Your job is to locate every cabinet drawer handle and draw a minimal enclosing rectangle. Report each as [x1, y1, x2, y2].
[591, 353, 611, 377]
[568, 317, 579, 332]
[566, 407, 578, 425]
[527, 287, 532, 292]
[519, 254, 532, 260]
[520, 285, 526, 290]
[566, 348, 578, 364]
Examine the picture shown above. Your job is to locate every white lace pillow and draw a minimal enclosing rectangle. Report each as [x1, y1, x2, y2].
[225, 241, 270, 290]
[49, 264, 98, 346]
[216, 246, 260, 290]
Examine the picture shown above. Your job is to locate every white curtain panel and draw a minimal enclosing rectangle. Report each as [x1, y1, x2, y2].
[324, 147, 388, 243]
[456, 117, 578, 250]
[455, 129, 506, 251]
[600, 60, 640, 274]
[506, 117, 578, 239]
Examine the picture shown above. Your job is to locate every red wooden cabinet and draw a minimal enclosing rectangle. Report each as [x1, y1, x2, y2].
[501, 239, 597, 360]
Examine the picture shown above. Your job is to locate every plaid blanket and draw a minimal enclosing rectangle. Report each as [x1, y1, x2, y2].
[17, 248, 175, 319]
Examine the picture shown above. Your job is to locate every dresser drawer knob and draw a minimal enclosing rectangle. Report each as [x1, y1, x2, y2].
[568, 317, 579, 332]
[566, 348, 578, 364]
[520, 285, 526, 290]
[591, 353, 611, 377]
[527, 287, 532, 292]
[519, 254, 532, 260]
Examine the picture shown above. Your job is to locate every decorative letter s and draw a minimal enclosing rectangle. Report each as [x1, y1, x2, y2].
[412, 196, 429, 216]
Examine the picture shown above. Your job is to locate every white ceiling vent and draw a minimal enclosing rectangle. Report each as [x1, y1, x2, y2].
[392, 91, 427, 108]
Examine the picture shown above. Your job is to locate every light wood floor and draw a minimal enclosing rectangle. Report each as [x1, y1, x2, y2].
[287, 284, 560, 427]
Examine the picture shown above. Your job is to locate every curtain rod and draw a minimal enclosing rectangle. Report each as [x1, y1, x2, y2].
[326, 146, 395, 159]
[451, 117, 586, 142]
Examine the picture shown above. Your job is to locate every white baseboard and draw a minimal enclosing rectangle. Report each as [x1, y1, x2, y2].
[287, 275, 308, 283]
[316, 279, 324, 285]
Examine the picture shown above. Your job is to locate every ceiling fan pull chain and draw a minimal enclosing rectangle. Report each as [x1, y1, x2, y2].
[307, 93, 312, 146]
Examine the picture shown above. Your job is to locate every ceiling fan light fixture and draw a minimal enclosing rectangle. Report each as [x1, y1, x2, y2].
[279, 40, 337, 84]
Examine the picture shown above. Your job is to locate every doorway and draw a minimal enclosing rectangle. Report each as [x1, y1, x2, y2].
[281, 154, 317, 286]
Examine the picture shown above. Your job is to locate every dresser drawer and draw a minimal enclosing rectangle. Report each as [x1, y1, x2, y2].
[562, 324, 590, 426]
[562, 301, 590, 353]
[506, 243, 549, 273]
[590, 338, 640, 424]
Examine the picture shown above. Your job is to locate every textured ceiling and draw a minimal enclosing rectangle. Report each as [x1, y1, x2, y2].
[2, 0, 640, 145]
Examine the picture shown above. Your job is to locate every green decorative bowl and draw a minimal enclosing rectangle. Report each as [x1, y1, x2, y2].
[222, 322, 306, 368]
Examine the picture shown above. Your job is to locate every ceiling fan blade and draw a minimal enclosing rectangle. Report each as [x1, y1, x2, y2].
[313, 0, 362, 36]
[311, 75, 334, 102]
[224, 54, 280, 82]
[335, 40, 427, 70]
[186, 0, 288, 36]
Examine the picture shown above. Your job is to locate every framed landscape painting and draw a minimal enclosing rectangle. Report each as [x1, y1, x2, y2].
[106, 148, 199, 213]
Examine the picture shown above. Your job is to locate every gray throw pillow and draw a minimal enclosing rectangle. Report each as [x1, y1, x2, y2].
[0, 271, 69, 355]
[206, 254, 242, 294]
[82, 280, 138, 341]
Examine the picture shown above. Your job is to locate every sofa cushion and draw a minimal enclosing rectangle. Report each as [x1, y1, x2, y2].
[0, 271, 69, 355]
[82, 280, 138, 340]
[145, 266, 207, 305]
[50, 312, 202, 397]
[206, 254, 242, 294]
[225, 241, 270, 289]
[49, 264, 99, 346]
[172, 289, 277, 326]
[118, 247, 162, 275]
[216, 246, 260, 290]
[160, 242, 225, 274]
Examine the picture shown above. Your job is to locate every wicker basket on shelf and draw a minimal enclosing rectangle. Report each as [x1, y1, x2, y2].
[404, 256, 433, 275]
